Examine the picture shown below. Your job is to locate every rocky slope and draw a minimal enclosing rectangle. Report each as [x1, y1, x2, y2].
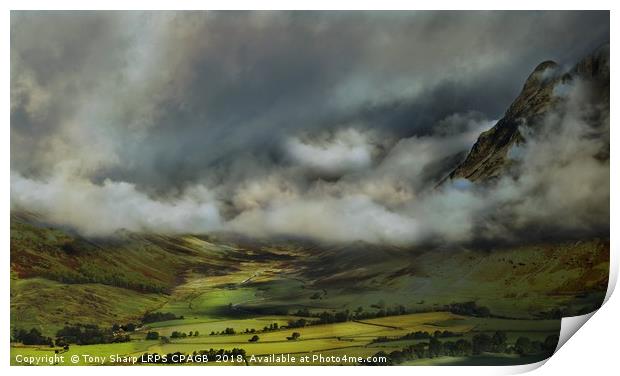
[449, 44, 609, 182]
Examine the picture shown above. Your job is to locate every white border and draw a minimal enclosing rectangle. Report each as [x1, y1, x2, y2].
[2, 3, 617, 375]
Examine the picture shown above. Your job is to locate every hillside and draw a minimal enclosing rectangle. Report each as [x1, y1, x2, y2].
[10, 213, 293, 331]
[11, 211, 608, 333]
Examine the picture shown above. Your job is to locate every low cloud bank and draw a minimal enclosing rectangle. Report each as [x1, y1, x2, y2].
[11, 173, 223, 236]
[11, 79, 609, 245]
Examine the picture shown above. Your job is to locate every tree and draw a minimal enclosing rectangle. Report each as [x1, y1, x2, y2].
[472, 333, 492, 355]
[194, 331, 199, 337]
[295, 308, 311, 317]
[543, 334, 559, 354]
[318, 312, 335, 324]
[13, 328, 53, 346]
[142, 312, 179, 324]
[429, 337, 442, 357]
[146, 331, 159, 340]
[288, 318, 307, 328]
[249, 335, 260, 342]
[442, 341, 457, 356]
[515, 337, 532, 356]
[447, 301, 490, 317]
[55, 324, 111, 345]
[335, 310, 350, 322]
[287, 332, 301, 341]
[491, 331, 508, 353]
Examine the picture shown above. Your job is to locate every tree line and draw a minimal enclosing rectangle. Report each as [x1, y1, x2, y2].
[12, 309, 191, 347]
[209, 322, 281, 336]
[141, 312, 182, 324]
[11, 328, 53, 346]
[293, 304, 409, 323]
[371, 330, 462, 344]
[55, 324, 131, 346]
[363, 332, 559, 365]
[12, 324, 132, 347]
[292, 301, 493, 326]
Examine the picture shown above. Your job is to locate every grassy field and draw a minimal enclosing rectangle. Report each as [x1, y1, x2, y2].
[149, 316, 308, 336]
[10, 214, 608, 366]
[10, 278, 166, 334]
[11, 311, 562, 365]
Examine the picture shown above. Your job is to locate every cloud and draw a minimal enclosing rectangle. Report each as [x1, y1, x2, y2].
[10, 76, 608, 244]
[368, 112, 494, 190]
[11, 172, 223, 236]
[228, 76, 609, 246]
[11, 11, 609, 188]
[231, 175, 299, 212]
[229, 194, 421, 244]
[10, 11, 609, 245]
[285, 128, 383, 178]
[496, 78, 610, 235]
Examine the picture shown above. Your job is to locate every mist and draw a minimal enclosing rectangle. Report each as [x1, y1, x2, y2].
[10, 11, 609, 245]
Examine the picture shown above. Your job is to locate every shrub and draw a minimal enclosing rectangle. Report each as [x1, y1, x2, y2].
[248, 335, 260, 342]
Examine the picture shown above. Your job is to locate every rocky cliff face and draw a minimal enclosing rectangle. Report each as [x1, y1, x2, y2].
[448, 44, 609, 182]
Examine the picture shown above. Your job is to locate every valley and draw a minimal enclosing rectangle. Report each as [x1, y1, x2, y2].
[10, 214, 608, 366]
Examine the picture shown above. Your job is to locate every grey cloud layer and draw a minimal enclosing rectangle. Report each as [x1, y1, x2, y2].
[10, 11, 609, 244]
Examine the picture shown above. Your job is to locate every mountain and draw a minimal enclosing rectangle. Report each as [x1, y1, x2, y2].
[448, 44, 609, 182]
[11, 211, 609, 334]
[9, 45, 610, 340]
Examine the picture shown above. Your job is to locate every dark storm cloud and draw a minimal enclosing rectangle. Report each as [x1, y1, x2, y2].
[10, 11, 609, 242]
[11, 11, 609, 189]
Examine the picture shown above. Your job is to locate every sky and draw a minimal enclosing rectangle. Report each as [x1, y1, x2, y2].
[10, 11, 610, 245]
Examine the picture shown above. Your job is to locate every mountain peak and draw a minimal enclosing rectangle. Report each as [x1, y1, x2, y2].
[522, 60, 559, 89]
[533, 60, 559, 71]
[446, 46, 608, 183]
